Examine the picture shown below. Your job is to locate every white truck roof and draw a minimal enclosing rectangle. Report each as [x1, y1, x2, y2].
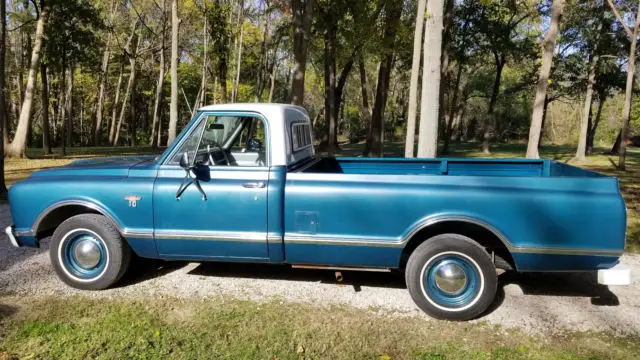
[197, 103, 314, 166]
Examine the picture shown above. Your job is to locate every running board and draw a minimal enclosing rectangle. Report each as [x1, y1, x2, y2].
[291, 264, 391, 272]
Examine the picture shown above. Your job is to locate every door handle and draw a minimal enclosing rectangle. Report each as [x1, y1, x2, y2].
[242, 182, 265, 189]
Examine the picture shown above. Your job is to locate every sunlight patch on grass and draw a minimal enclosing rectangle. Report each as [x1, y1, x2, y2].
[0, 296, 638, 359]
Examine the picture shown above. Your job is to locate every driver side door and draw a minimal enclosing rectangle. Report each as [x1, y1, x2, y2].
[152, 112, 270, 261]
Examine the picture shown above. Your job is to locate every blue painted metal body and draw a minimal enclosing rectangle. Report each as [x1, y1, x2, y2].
[7, 109, 627, 273]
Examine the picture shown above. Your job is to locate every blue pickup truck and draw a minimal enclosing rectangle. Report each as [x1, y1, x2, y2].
[5, 103, 630, 320]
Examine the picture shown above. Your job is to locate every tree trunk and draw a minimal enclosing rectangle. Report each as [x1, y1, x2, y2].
[41, 64, 51, 153]
[332, 54, 355, 149]
[268, 61, 278, 103]
[0, 0, 7, 196]
[526, 0, 564, 159]
[167, 0, 179, 146]
[404, 0, 426, 158]
[576, 61, 599, 160]
[65, 66, 74, 147]
[94, 44, 110, 146]
[363, 0, 402, 157]
[612, 1, 640, 169]
[416, 0, 444, 158]
[320, 13, 337, 155]
[359, 56, 372, 117]
[56, 72, 64, 150]
[437, 0, 454, 131]
[5, 88, 13, 147]
[198, 13, 208, 109]
[290, 0, 314, 105]
[587, 95, 605, 155]
[481, 55, 504, 154]
[151, 38, 165, 148]
[93, 1, 116, 146]
[109, 58, 125, 144]
[255, 4, 270, 102]
[1, 5, 9, 150]
[7, 2, 49, 158]
[232, 17, 244, 103]
[115, 34, 139, 146]
[441, 61, 463, 155]
[129, 75, 136, 146]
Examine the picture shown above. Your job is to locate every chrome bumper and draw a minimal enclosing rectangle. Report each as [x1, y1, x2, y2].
[597, 263, 630, 285]
[5, 225, 20, 248]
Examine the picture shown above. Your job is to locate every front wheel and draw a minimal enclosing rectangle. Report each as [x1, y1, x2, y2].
[405, 234, 497, 321]
[50, 214, 132, 290]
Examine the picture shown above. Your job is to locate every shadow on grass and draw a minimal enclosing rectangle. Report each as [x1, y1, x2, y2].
[499, 271, 619, 306]
[0, 303, 17, 320]
[116, 257, 188, 288]
[188, 261, 407, 290]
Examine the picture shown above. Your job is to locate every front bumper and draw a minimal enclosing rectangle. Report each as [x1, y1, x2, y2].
[597, 263, 630, 285]
[5, 225, 21, 247]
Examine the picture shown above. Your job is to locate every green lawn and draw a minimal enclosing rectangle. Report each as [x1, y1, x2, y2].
[5, 142, 640, 252]
[0, 296, 638, 359]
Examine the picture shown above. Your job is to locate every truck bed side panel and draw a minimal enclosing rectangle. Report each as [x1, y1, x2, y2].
[283, 173, 625, 271]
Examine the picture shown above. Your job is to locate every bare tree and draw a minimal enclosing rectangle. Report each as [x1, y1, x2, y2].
[167, 0, 179, 145]
[526, 0, 564, 159]
[404, 0, 427, 158]
[7, 0, 49, 158]
[290, 0, 314, 105]
[416, 0, 444, 158]
[607, 0, 640, 170]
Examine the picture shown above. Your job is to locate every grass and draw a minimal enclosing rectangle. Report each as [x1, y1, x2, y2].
[0, 296, 638, 359]
[5, 142, 640, 252]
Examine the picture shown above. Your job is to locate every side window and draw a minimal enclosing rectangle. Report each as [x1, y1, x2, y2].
[231, 118, 266, 152]
[166, 114, 267, 167]
[291, 123, 311, 152]
[167, 119, 206, 165]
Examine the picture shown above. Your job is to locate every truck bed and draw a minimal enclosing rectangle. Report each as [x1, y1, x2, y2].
[297, 157, 606, 178]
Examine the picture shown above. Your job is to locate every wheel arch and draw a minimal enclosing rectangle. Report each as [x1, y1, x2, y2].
[400, 216, 517, 271]
[33, 200, 124, 241]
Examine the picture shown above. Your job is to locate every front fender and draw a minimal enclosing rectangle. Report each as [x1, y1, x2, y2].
[8, 174, 155, 249]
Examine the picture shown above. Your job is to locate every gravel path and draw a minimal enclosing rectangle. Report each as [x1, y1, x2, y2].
[1, 204, 638, 336]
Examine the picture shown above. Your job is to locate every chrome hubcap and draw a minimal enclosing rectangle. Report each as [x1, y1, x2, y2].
[72, 239, 101, 269]
[434, 262, 467, 294]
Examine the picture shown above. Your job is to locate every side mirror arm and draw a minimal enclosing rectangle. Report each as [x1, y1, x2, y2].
[176, 153, 207, 201]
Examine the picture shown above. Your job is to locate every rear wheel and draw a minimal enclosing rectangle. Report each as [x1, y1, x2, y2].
[405, 234, 497, 321]
[50, 214, 131, 290]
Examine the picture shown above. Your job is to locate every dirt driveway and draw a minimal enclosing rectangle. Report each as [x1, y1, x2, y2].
[1, 205, 638, 336]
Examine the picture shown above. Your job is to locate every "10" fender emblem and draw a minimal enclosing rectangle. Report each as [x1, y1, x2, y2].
[124, 196, 142, 208]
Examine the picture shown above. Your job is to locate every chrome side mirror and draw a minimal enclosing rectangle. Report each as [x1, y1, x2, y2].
[179, 152, 190, 169]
